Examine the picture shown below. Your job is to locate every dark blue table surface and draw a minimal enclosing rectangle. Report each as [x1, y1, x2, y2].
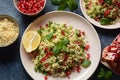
[0, 0, 120, 80]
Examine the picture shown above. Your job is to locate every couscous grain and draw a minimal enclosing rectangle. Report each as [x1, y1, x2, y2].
[0, 18, 19, 47]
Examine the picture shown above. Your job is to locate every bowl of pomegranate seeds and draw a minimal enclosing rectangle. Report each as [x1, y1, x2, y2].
[13, 0, 46, 16]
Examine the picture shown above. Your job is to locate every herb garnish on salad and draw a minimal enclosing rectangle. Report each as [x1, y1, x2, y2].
[84, 0, 120, 25]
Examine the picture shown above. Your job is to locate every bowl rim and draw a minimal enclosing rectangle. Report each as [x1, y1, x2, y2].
[13, 0, 46, 16]
[0, 14, 20, 47]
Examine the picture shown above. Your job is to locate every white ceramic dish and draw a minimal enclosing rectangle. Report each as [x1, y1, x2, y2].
[13, 0, 46, 16]
[80, 0, 120, 29]
[20, 11, 101, 80]
[0, 14, 19, 47]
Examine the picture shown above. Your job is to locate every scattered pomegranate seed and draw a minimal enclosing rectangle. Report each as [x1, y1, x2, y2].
[99, 0, 104, 4]
[52, 35, 57, 39]
[44, 63, 49, 68]
[44, 76, 48, 80]
[85, 44, 90, 51]
[86, 53, 90, 60]
[76, 66, 81, 73]
[45, 24, 48, 27]
[61, 30, 65, 36]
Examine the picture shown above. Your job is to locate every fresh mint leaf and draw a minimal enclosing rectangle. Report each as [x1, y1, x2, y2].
[81, 60, 91, 68]
[37, 29, 41, 35]
[97, 68, 105, 79]
[60, 37, 69, 46]
[105, 70, 112, 80]
[61, 46, 67, 51]
[67, 0, 78, 11]
[97, 68, 112, 80]
[100, 18, 114, 25]
[51, 0, 78, 11]
[46, 32, 53, 41]
[104, 0, 112, 5]
[48, 21, 53, 27]
[51, 0, 62, 5]
[84, 0, 89, 3]
[53, 44, 62, 55]
[53, 37, 69, 55]
[58, 4, 67, 11]
[59, 0, 68, 5]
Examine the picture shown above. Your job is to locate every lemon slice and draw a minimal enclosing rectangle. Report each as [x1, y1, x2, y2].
[22, 31, 41, 53]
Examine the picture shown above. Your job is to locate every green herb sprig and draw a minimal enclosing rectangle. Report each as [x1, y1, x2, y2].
[51, 0, 78, 11]
[97, 68, 112, 80]
[53, 37, 69, 55]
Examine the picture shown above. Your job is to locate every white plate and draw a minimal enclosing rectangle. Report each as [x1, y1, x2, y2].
[20, 11, 101, 80]
[80, 0, 120, 29]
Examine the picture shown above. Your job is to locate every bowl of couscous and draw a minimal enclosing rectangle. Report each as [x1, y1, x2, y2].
[0, 14, 19, 47]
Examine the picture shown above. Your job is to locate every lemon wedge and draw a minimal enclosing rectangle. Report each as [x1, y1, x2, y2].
[22, 31, 41, 53]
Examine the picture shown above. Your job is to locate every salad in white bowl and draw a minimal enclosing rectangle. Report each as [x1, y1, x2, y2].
[80, 0, 120, 29]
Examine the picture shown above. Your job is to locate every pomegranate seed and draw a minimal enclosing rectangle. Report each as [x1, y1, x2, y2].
[17, 0, 45, 14]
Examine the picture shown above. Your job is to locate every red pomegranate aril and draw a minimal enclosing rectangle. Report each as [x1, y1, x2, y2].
[44, 76, 48, 80]
[86, 53, 90, 60]
[40, 51, 53, 63]
[61, 30, 65, 36]
[74, 40, 82, 46]
[44, 63, 49, 68]
[17, 0, 44, 14]
[45, 24, 48, 27]
[82, 31, 85, 36]
[99, 0, 104, 4]
[104, 9, 110, 17]
[64, 54, 68, 61]
[105, 53, 108, 56]
[77, 30, 81, 37]
[114, 53, 120, 63]
[44, 47, 49, 52]
[65, 70, 71, 78]
[108, 45, 118, 53]
[85, 44, 90, 51]
[76, 66, 81, 73]
[117, 50, 120, 54]
[52, 35, 56, 39]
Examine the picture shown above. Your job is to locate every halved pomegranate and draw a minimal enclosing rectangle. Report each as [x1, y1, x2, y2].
[102, 46, 116, 61]
[102, 34, 120, 66]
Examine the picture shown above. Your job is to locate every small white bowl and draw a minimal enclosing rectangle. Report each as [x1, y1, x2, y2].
[13, 0, 46, 16]
[0, 14, 19, 47]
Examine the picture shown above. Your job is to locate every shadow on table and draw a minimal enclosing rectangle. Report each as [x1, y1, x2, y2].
[20, 10, 46, 28]
[0, 39, 19, 63]
[95, 26, 120, 36]
[89, 63, 120, 80]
